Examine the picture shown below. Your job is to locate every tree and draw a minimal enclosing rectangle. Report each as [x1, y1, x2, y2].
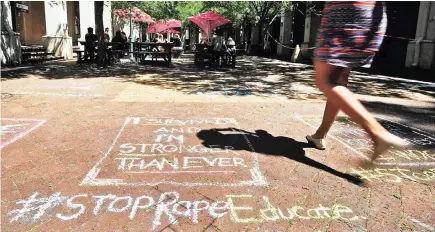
[1, 1, 21, 65]
[249, 1, 284, 47]
[95, 1, 105, 67]
[202, 1, 253, 27]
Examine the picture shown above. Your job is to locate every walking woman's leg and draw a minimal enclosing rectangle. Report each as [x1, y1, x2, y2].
[314, 60, 408, 160]
[315, 61, 386, 140]
[313, 66, 351, 139]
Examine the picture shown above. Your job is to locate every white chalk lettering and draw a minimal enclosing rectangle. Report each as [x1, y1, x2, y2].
[152, 192, 179, 229]
[93, 195, 116, 215]
[108, 196, 133, 213]
[8, 191, 363, 229]
[129, 195, 154, 220]
[56, 194, 87, 221]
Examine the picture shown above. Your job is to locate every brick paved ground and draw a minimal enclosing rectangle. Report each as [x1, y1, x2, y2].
[1, 55, 434, 231]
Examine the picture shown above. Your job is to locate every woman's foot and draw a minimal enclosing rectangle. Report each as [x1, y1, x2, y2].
[306, 135, 327, 150]
[371, 132, 409, 161]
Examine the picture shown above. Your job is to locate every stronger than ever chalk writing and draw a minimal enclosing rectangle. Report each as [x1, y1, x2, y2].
[8, 191, 363, 230]
[81, 117, 266, 187]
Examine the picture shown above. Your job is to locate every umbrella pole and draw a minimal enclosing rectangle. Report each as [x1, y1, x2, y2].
[129, 6, 134, 61]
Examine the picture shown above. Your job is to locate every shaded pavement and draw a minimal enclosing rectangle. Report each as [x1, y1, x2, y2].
[1, 55, 434, 231]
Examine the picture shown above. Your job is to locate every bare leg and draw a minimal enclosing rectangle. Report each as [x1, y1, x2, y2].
[313, 67, 350, 139]
[314, 60, 387, 140]
[313, 60, 410, 161]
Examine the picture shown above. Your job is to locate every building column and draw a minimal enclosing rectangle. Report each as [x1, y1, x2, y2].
[1, 1, 22, 65]
[42, 1, 72, 59]
[406, 1, 435, 70]
[103, 1, 112, 37]
[301, 2, 322, 53]
[78, 0, 95, 42]
[277, 7, 293, 58]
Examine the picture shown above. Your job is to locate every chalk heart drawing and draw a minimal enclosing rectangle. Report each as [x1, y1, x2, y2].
[81, 117, 267, 187]
[0, 118, 46, 149]
[295, 115, 435, 182]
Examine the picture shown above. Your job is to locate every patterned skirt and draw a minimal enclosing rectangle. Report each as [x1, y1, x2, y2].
[315, 1, 387, 68]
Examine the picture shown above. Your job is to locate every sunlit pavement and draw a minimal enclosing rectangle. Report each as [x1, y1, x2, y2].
[1, 55, 434, 231]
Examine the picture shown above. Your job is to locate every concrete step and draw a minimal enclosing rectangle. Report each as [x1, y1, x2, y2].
[22, 52, 55, 57]
[22, 56, 63, 63]
[21, 46, 45, 53]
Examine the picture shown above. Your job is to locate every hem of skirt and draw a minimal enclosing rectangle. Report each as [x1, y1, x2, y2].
[315, 57, 373, 69]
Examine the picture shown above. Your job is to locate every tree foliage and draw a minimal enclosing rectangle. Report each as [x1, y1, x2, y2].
[111, 1, 290, 27]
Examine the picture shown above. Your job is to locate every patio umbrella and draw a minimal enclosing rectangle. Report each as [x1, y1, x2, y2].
[145, 23, 169, 34]
[165, 19, 182, 28]
[187, 11, 231, 38]
[112, 7, 155, 23]
[161, 28, 180, 34]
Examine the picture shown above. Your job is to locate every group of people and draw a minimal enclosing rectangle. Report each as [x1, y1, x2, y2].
[83, 26, 185, 61]
[200, 31, 236, 54]
[83, 27, 128, 61]
[149, 33, 183, 56]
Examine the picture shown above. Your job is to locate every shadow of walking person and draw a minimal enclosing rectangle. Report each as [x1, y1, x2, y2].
[196, 128, 364, 186]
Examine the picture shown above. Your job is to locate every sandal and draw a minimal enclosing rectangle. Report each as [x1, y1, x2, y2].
[306, 135, 327, 150]
[372, 132, 409, 161]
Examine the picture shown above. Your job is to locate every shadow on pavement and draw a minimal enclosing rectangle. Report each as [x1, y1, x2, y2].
[2, 56, 434, 102]
[196, 127, 364, 186]
[362, 100, 435, 135]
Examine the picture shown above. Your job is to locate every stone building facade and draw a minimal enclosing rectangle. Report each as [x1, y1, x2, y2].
[1, 1, 111, 65]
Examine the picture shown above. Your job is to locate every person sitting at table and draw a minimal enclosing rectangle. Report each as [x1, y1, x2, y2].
[84, 27, 98, 62]
[155, 34, 165, 52]
[172, 34, 183, 58]
[121, 32, 128, 50]
[104, 27, 110, 43]
[134, 38, 141, 51]
[212, 31, 226, 52]
[152, 34, 159, 43]
[112, 30, 125, 58]
[211, 31, 228, 66]
[226, 37, 235, 50]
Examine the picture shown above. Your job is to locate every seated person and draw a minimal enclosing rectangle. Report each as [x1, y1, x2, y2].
[134, 38, 141, 51]
[152, 34, 165, 52]
[173, 34, 182, 47]
[212, 32, 226, 52]
[84, 27, 98, 61]
[112, 30, 125, 57]
[171, 34, 183, 57]
[152, 34, 159, 43]
[121, 32, 128, 49]
[226, 37, 236, 50]
[104, 27, 110, 43]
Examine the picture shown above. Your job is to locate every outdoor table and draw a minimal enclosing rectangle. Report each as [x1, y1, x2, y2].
[194, 43, 236, 68]
[75, 41, 174, 66]
[194, 43, 213, 66]
[130, 42, 174, 66]
[76, 41, 119, 64]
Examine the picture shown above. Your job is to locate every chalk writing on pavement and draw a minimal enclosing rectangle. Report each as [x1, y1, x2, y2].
[81, 117, 267, 187]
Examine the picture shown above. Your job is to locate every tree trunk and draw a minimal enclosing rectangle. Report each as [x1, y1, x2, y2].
[95, 1, 105, 67]
[258, 18, 264, 47]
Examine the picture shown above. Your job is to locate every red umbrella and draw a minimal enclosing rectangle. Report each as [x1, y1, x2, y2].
[161, 28, 180, 34]
[187, 11, 231, 37]
[112, 7, 155, 23]
[166, 19, 182, 28]
[146, 23, 169, 34]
